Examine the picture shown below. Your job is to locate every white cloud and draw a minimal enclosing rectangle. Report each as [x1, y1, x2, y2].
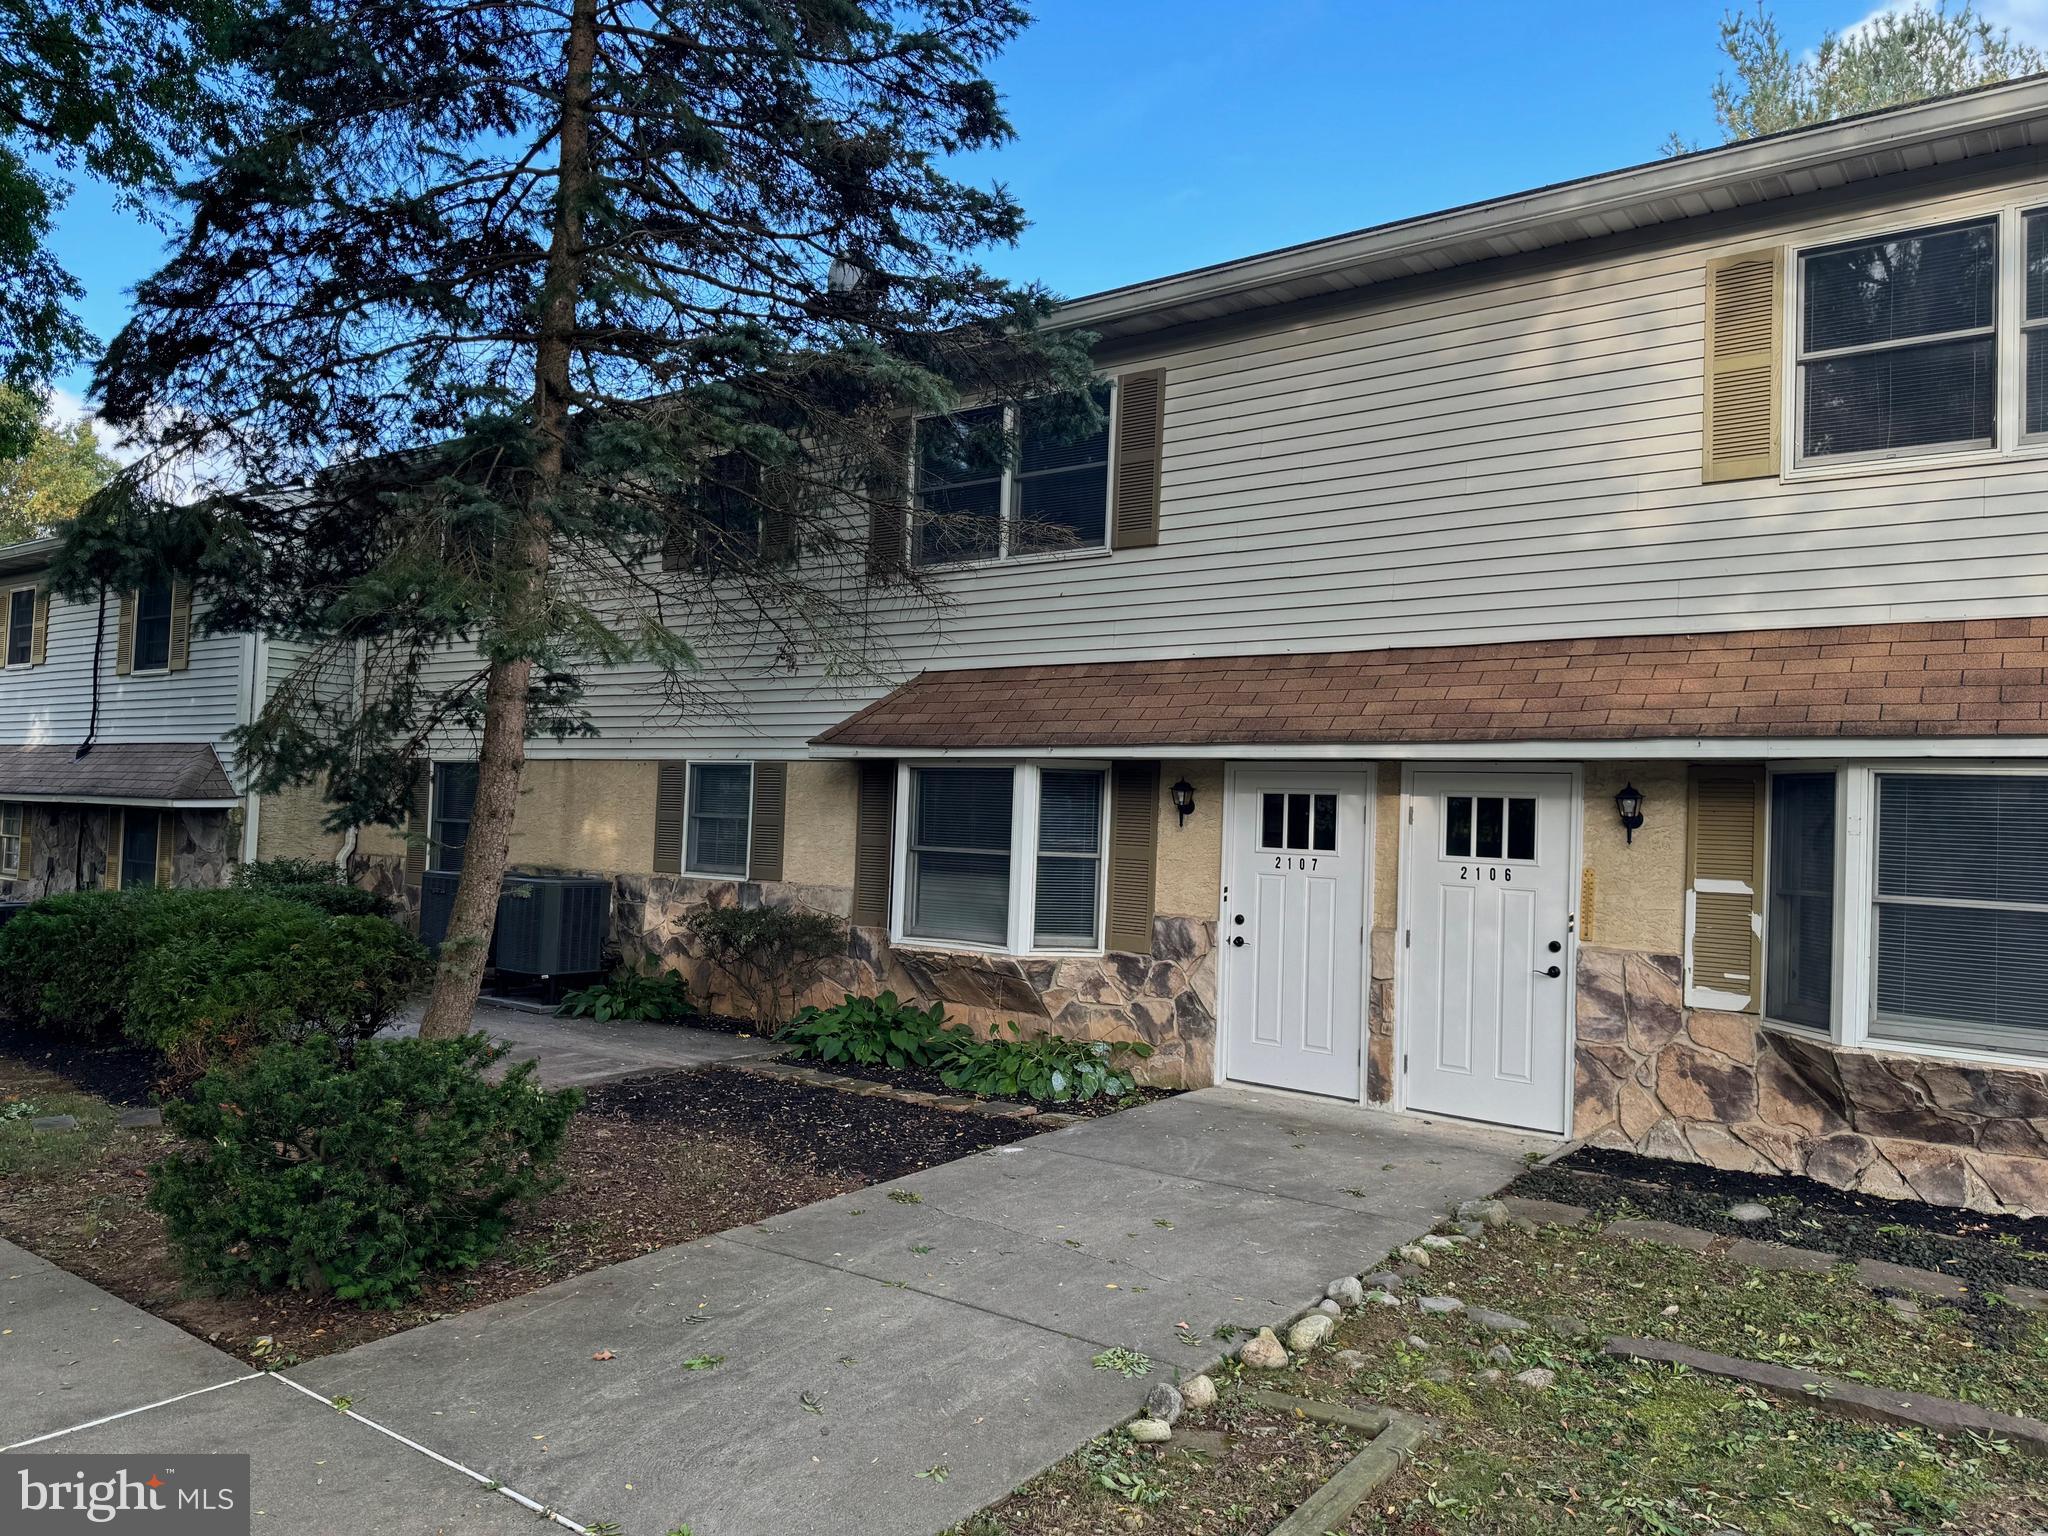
[1841, 0, 2048, 50]
[43, 387, 145, 468]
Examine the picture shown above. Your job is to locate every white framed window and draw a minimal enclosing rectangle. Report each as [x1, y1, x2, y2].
[4, 587, 34, 667]
[131, 580, 174, 673]
[894, 762, 1109, 955]
[0, 802, 21, 876]
[685, 762, 752, 877]
[912, 382, 1112, 568]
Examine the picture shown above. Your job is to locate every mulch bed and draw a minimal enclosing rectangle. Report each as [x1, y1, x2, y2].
[585, 1066, 1038, 1179]
[1513, 1146, 2048, 1297]
[772, 1052, 1176, 1120]
[0, 1019, 163, 1106]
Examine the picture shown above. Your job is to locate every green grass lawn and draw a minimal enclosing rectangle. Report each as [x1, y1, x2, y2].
[955, 1217, 2048, 1536]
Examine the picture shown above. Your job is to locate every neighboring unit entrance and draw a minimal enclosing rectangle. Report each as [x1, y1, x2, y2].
[1222, 769, 1369, 1098]
[1403, 770, 1575, 1134]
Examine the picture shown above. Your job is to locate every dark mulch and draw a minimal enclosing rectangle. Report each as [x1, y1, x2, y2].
[673, 1008, 765, 1039]
[772, 1051, 1175, 1120]
[584, 1065, 1038, 1180]
[0, 1019, 163, 1106]
[1513, 1146, 2048, 1297]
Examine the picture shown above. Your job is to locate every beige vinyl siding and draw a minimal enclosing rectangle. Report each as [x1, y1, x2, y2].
[396, 155, 2048, 759]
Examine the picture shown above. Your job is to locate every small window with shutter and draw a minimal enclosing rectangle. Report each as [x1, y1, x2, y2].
[4, 587, 34, 667]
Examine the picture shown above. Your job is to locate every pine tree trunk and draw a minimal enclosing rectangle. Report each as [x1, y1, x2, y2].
[418, 0, 599, 1039]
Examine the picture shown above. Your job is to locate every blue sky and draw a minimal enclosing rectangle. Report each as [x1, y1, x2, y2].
[40, 0, 2048, 409]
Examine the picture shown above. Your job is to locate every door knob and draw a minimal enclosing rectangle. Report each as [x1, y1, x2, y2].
[1534, 965, 1561, 978]
[1547, 940, 1562, 953]
[1231, 936, 1245, 947]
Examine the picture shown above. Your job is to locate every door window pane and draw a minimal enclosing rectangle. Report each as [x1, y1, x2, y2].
[687, 763, 752, 876]
[1033, 769, 1103, 948]
[1872, 772, 2048, 1052]
[1506, 797, 1536, 861]
[120, 812, 159, 890]
[1798, 219, 1997, 461]
[5, 589, 32, 666]
[1765, 772, 1836, 1030]
[1310, 794, 1337, 852]
[432, 762, 480, 873]
[907, 766, 1013, 945]
[132, 580, 174, 671]
[1475, 797, 1504, 859]
[1260, 792, 1285, 849]
[1285, 793, 1310, 850]
[1444, 796, 1472, 857]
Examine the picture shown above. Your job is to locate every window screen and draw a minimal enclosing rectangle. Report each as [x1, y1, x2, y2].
[5, 589, 32, 666]
[687, 763, 752, 876]
[1765, 772, 1835, 1030]
[1033, 769, 1104, 948]
[132, 580, 174, 672]
[1012, 383, 1111, 556]
[1799, 219, 1996, 461]
[914, 404, 1005, 566]
[906, 766, 1013, 945]
[1872, 772, 2048, 1052]
[432, 762, 480, 873]
[119, 812, 158, 890]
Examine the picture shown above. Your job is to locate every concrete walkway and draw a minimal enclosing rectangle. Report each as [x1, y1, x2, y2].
[397, 1000, 781, 1087]
[5, 1090, 1541, 1536]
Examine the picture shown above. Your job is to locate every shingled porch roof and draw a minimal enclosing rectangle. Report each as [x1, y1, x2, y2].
[811, 620, 2048, 752]
[0, 743, 239, 805]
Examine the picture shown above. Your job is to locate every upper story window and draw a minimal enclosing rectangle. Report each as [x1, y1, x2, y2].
[913, 383, 1111, 567]
[5, 588, 33, 666]
[431, 761, 479, 873]
[132, 580, 174, 672]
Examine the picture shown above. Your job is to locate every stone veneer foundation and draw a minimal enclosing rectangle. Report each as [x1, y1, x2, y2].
[1574, 947, 2048, 1217]
[2, 806, 231, 899]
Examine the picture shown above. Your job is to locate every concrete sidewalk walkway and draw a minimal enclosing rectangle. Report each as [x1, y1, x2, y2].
[397, 1001, 781, 1088]
[5, 1090, 1541, 1535]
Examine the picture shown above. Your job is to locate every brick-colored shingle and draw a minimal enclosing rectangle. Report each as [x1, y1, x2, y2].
[811, 620, 2048, 751]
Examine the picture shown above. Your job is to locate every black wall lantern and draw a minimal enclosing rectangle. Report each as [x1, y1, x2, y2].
[1170, 777, 1197, 826]
[1614, 781, 1645, 844]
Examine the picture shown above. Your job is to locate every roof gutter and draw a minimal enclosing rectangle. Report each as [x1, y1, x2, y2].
[808, 737, 2048, 763]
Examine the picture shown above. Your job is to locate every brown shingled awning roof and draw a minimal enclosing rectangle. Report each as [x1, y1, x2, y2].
[0, 743, 238, 804]
[812, 620, 2048, 752]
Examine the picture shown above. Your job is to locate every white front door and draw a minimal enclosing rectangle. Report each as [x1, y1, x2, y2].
[1403, 770, 1575, 1134]
[1223, 769, 1368, 1098]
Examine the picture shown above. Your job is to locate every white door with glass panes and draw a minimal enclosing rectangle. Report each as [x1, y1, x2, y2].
[1404, 771, 1573, 1134]
[1223, 771, 1368, 1098]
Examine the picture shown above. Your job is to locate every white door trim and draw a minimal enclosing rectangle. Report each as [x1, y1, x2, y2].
[1216, 760, 1375, 1104]
[1393, 761, 1582, 1137]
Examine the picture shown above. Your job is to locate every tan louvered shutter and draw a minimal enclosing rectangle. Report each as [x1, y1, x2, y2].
[404, 776, 430, 907]
[1105, 761, 1160, 954]
[1111, 371, 1165, 549]
[29, 583, 49, 665]
[749, 761, 787, 882]
[865, 420, 909, 579]
[167, 579, 192, 671]
[652, 761, 687, 873]
[14, 809, 31, 888]
[115, 589, 136, 675]
[1702, 250, 1782, 483]
[155, 811, 176, 888]
[1685, 766, 1765, 1012]
[851, 759, 895, 926]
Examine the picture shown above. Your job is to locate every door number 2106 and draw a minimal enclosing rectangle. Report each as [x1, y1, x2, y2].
[1458, 866, 1513, 881]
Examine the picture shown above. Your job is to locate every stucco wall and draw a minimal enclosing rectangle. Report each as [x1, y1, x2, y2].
[784, 759, 857, 887]
[1154, 759, 1222, 917]
[256, 779, 346, 863]
[508, 759, 658, 875]
[1579, 762, 1686, 954]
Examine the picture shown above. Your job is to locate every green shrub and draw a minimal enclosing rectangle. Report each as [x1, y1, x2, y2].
[940, 1023, 1152, 1104]
[124, 893, 430, 1067]
[685, 903, 847, 1027]
[0, 889, 158, 1039]
[149, 1034, 580, 1307]
[231, 857, 391, 918]
[557, 965, 695, 1023]
[782, 990, 959, 1069]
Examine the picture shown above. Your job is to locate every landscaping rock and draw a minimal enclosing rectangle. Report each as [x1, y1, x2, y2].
[1457, 1220, 1487, 1239]
[1600, 1218, 1717, 1253]
[1325, 1276, 1364, 1309]
[1477, 1368, 1505, 1385]
[1423, 1366, 1455, 1383]
[1403, 1335, 1430, 1352]
[1544, 1313, 1594, 1340]
[1485, 1344, 1515, 1365]
[1725, 1238, 1836, 1276]
[1239, 1328, 1289, 1369]
[116, 1107, 163, 1129]
[1315, 1298, 1342, 1316]
[1286, 1313, 1335, 1352]
[1364, 1289, 1402, 1307]
[1457, 1198, 1510, 1228]
[1500, 1196, 1587, 1227]
[1726, 1201, 1773, 1224]
[1417, 1296, 1464, 1316]
[1144, 1383, 1183, 1425]
[1854, 1257, 1968, 1302]
[1181, 1375, 1216, 1411]
[1127, 1417, 1173, 1444]
[1396, 1244, 1431, 1268]
[1467, 1307, 1531, 1334]
[1419, 1233, 1456, 1250]
[1883, 1296, 1922, 1323]
[29, 1115, 79, 1133]
[1513, 1368, 1557, 1391]
[1359, 1271, 1404, 1293]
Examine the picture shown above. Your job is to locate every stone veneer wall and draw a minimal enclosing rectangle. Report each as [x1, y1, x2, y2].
[1575, 946, 2048, 1217]
[1, 806, 231, 899]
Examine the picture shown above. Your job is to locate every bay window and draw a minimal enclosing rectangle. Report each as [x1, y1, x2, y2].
[899, 763, 1108, 954]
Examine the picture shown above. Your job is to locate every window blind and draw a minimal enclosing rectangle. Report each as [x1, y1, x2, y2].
[1034, 769, 1104, 948]
[687, 763, 752, 876]
[906, 766, 1013, 945]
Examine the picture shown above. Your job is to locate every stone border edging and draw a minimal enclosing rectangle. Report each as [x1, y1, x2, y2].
[1238, 1390, 1430, 1536]
[732, 1060, 1086, 1128]
[1604, 1337, 2048, 1458]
